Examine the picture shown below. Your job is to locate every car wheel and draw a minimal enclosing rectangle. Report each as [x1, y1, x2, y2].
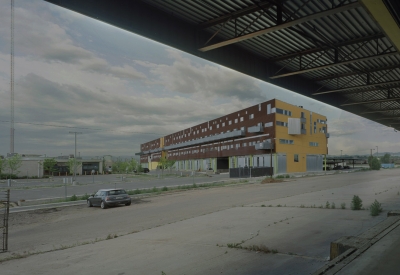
[101, 201, 108, 209]
[125, 202, 131, 206]
[87, 200, 93, 207]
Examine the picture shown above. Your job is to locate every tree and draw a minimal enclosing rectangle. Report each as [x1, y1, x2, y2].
[67, 158, 82, 178]
[128, 158, 138, 173]
[7, 154, 22, 178]
[158, 157, 176, 176]
[0, 157, 5, 176]
[367, 155, 374, 168]
[371, 157, 381, 170]
[381, 153, 391, 164]
[43, 158, 58, 176]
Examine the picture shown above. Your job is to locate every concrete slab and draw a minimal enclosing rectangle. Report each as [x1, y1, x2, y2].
[336, 224, 400, 275]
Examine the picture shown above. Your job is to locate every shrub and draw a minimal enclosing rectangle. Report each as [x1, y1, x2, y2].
[325, 201, 330, 209]
[351, 195, 363, 210]
[276, 175, 285, 179]
[70, 194, 78, 201]
[162, 186, 168, 191]
[285, 174, 290, 178]
[370, 200, 383, 216]
[331, 202, 336, 209]
[341, 203, 346, 209]
[80, 193, 90, 200]
[371, 157, 381, 170]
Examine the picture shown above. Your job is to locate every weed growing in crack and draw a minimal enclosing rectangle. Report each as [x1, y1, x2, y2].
[370, 200, 383, 216]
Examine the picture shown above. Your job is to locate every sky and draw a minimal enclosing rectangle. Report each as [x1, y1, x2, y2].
[0, 0, 398, 157]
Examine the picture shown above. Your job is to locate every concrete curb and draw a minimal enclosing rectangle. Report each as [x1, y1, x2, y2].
[312, 214, 400, 275]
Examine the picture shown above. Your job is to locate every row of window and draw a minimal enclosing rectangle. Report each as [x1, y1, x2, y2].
[275, 108, 292, 116]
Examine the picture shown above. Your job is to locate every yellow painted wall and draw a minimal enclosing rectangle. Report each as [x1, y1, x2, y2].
[160, 137, 164, 148]
[149, 161, 159, 170]
[275, 100, 328, 173]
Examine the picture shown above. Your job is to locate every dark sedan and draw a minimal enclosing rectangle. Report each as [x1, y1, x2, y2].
[87, 189, 131, 209]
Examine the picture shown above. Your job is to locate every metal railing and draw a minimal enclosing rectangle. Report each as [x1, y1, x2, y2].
[0, 189, 10, 252]
[229, 167, 273, 178]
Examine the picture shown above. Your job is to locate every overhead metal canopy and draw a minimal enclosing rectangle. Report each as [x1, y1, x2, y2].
[44, 0, 400, 129]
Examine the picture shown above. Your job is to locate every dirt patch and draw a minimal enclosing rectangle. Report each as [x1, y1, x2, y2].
[261, 178, 283, 184]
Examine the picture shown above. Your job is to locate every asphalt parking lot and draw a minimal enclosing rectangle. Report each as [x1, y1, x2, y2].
[1, 169, 400, 274]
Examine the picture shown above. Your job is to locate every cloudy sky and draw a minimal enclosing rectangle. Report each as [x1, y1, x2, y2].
[0, 1, 398, 157]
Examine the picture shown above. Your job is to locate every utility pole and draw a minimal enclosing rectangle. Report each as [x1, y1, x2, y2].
[10, 0, 14, 155]
[69, 132, 82, 180]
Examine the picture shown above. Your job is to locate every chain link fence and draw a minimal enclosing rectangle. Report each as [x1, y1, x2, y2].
[0, 189, 10, 252]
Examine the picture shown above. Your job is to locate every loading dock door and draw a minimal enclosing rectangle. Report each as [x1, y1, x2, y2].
[277, 154, 287, 174]
[307, 155, 323, 172]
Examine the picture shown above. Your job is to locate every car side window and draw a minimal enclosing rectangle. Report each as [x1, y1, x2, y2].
[95, 191, 102, 197]
[101, 191, 107, 196]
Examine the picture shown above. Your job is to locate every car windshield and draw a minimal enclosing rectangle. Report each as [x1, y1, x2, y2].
[107, 190, 126, 195]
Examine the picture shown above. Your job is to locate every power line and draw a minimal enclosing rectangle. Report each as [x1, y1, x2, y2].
[0, 120, 159, 135]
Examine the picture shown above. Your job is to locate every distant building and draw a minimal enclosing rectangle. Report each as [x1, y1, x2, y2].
[2, 155, 104, 177]
[136, 99, 329, 174]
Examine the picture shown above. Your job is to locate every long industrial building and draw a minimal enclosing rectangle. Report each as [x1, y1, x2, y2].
[137, 99, 329, 174]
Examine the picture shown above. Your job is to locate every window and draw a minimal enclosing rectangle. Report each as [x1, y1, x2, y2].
[314, 122, 317, 134]
[229, 121, 232, 125]
[240, 117, 244, 122]
[276, 121, 288, 127]
[243, 142, 247, 147]
[249, 114, 254, 119]
[279, 139, 294, 144]
[294, 154, 299, 162]
[210, 126, 212, 130]
[235, 118, 238, 123]
[301, 112, 305, 118]
[222, 122, 225, 127]
[276, 108, 292, 116]
[309, 142, 319, 147]
[265, 122, 273, 127]
[259, 103, 261, 111]
[217, 124, 219, 129]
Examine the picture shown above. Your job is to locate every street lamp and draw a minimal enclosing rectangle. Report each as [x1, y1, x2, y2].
[370, 148, 375, 156]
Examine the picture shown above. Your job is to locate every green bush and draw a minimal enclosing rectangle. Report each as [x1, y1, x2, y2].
[370, 200, 383, 216]
[70, 194, 78, 201]
[285, 174, 290, 178]
[371, 157, 381, 170]
[162, 186, 168, 191]
[80, 193, 90, 200]
[351, 195, 363, 210]
[331, 202, 336, 209]
[325, 201, 330, 209]
[341, 203, 346, 209]
[0, 174, 18, 179]
[276, 175, 285, 178]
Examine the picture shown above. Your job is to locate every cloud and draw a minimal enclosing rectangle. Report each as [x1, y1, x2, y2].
[136, 49, 266, 102]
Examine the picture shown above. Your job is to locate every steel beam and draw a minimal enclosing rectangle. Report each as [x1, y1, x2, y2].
[313, 79, 400, 95]
[198, 1, 274, 29]
[271, 33, 384, 62]
[271, 52, 398, 79]
[341, 97, 400, 106]
[199, 2, 360, 52]
[361, 107, 400, 114]
[313, 64, 400, 82]
[374, 116, 400, 121]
